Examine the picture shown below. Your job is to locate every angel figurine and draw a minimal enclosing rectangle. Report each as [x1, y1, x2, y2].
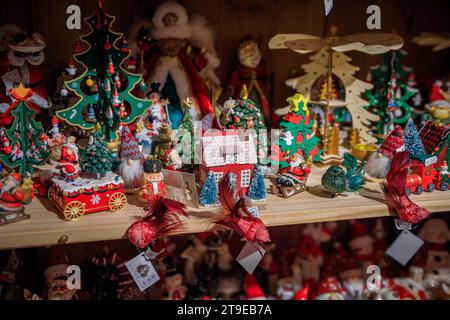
[136, 1, 221, 129]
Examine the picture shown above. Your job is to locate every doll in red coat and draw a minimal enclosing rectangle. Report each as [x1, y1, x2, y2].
[227, 38, 273, 126]
[0, 25, 50, 127]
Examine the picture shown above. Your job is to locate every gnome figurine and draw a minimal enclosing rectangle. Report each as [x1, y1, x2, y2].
[44, 247, 77, 300]
[367, 125, 404, 180]
[118, 126, 144, 191]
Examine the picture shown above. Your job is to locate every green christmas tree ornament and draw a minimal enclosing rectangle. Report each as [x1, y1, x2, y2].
[57, 1, 150, 144]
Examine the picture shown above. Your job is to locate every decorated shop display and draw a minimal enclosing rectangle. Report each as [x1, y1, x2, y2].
[270, 29, 403, 162]
[127, 197, 188, 249]
[270, 94, 319, 198]
[0, 25, 50, 127]
[135, 1, 220, 128]
[56, 1, 150, 149]
[366, 125, 404, 180]
[321, 153, 366, 197]
[0, 85, 49, 176]
[227, 38, 273, 125]
[216, 174, 270, 244]
[381, 151, 430, 224]
[365, 50, 416, 137]
[118, 125, 144, 191]
[140, 159, 167, 203]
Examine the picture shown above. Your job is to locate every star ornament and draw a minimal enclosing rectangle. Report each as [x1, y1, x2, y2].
[10, 84, 32, 101]
[287, 93, 309, 114]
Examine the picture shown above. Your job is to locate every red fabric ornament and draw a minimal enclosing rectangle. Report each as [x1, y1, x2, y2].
[215, 174, 270, 243]
[381, 151, 430, 224]
[283, 112, 302, 125]
[128, 221, 158, 248]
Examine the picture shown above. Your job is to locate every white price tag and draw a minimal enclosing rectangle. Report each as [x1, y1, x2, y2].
[324, 0, 333, 16]
[386, 230, 424, 266]
[237, 242, 266, 274]
[125, 253, 160, 292]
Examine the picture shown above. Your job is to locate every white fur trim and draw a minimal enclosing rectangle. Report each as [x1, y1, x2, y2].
[151, 24, 192, 40]
[152, 1, 189, 29]
[147, 56, 202, 120]
[119, 159, 143, 188]
[366, 152, 391, 179]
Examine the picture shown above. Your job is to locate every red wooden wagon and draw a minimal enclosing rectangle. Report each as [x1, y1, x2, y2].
[48, 173, 127, 221]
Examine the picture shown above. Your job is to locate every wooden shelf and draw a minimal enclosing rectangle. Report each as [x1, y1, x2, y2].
[0, 167, 449, 250]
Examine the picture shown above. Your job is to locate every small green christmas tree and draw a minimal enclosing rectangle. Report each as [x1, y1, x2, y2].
[271, 94, 321, 169]
[404, 118, 426, 159]
[365, 50, 416, 136]
[0, 85, 49, 175]
[174, 98, 195, 169]
[57, 1, 150, 144]
[248, 167, 266, 201]
[199, 172, 219, 206]
[82, 129, 114, 179]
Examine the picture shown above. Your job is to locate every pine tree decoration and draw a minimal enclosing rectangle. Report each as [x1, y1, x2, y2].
[199, 172, 218, 206]
[285, 47, 379, 144]
[0, 85, 49, 175]
[82, 129, 114, 179]
[365, 50, 416, 136]
[174, 98, 195, 168]
[223, 85, 266, 130]
[248, 167, 266, 201]
[319, 76, 338, 101]
[57, 1, 150, 145]
[271, 94, 321, 169]
[404, 118, 426, 159]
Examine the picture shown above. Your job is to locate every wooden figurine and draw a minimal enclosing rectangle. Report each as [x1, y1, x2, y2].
[140, 159, 167, 203]
[0, 172, 30, 225]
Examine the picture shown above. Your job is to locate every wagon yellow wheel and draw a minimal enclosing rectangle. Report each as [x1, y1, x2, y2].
[63, 201, 85, 221]
[109, 192, 127, 213]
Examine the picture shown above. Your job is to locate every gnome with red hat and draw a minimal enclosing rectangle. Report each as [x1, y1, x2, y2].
[118, 125, 144, 191]
[246, 274, 267, 300]
[367, 125, 404, 180]
[0, 172, 25, 211]
[315, 277, 346, 300]
[44, 246, 77, 300]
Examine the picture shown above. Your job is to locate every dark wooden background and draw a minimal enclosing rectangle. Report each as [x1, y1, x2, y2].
[1, 0, 449, 110]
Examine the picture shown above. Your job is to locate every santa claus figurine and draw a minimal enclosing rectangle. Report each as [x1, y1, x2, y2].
[44, 247, 77, 300]
[315, 277, 346, 300]
[366, 125, 404, 180]
[0, 25, 50, 127]
[140, 159, 167, 203]
[58, 136, 79, 183]
[0, 172, 24, 211]
[118, 125, 144, 191]
[138, 1, 219, 128]
[227, 38, 273, 125]
[277, 152, 311, 186]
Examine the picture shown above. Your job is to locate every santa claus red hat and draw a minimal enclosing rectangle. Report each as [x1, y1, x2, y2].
[44, 246, 69, 285]
[246, 275, 266, 300]
[349, 221, 369, 239]
[120, 125, 143, 161]
[316, 277, 345, 296]
[379, 125, 404, 159]
[298, 235, 322, 258]
[293, 284, 309, 300]
[9, 172, 21, 183]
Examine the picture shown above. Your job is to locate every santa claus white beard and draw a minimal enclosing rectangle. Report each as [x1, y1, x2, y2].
[1, 179, 18, 194]
[366, 152, 392, 179]
[290, 159, 302, 168]
[7, 50, 45, 67]
[119, 159, 143, 188]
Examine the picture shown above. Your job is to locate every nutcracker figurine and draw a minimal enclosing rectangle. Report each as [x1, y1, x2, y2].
[140, 159, 167, 203]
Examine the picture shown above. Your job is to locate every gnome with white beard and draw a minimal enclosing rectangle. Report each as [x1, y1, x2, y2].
[119, 126, 144, 191]
[366, 125, 404, 180]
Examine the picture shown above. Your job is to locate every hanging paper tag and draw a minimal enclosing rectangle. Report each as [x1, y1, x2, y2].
[2, 69, 22, 96]
[386, 230, 424, 266]
[237, 242, 265, 274]
[324, 0, 333, 16]
[394, 219, 412, 231]
[248, 206, 260, 218]
[125, 253, 160, 292]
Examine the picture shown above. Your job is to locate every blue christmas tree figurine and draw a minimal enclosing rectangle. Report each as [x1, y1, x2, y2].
[200, 172, 219, 206]
[404, 118, 425, 159]
[248, 167, 266, 201]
